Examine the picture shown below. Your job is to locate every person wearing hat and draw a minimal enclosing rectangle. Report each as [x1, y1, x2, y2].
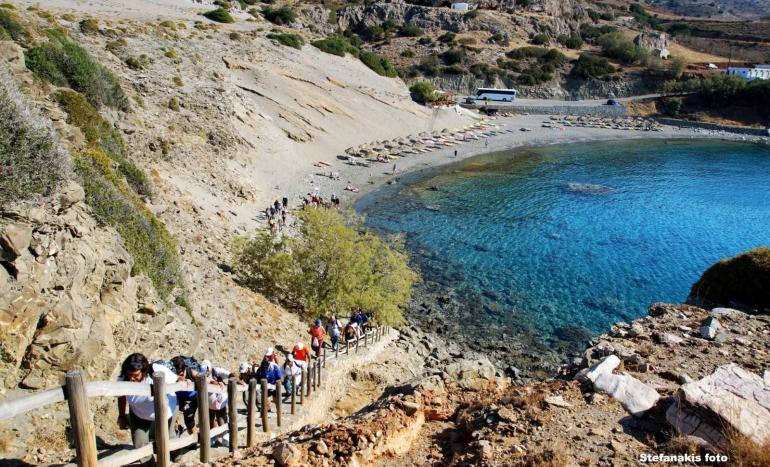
[255, 357, 282, 406]
[264, 347, 277, 363]
[309, 319, 326, 358]
[239, 362, 253, 405]
[281, 354, 302, 400]
[292, 342, 309, 370]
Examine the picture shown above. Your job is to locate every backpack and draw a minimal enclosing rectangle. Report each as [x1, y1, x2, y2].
[311, 336, 320, 348]
[183, 356, 202, 373]
[209, 392, 227, 411]
[151, 359, 175, 373]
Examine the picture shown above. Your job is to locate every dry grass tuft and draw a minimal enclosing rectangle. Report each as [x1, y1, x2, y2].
[725, 431, 770, 467]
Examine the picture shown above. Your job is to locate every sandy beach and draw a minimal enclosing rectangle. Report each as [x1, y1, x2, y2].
[284, 114, 770, 212]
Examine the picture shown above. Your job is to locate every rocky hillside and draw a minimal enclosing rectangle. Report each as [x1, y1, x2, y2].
[214, 302, 770, 466]
[643, 0, 770, 20]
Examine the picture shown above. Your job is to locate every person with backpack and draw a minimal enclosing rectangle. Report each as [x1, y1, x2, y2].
[343, 322, 357, 344]
[170, 356, 201, 435]
[326, 315, 341, 352]
[309, 319, 326, 358]
[116, 353, 178, 456]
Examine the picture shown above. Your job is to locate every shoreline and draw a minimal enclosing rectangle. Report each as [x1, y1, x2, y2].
[285, 114, 769, 210]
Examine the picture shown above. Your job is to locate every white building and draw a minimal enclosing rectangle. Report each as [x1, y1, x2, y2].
[450, 2, 469, 10]
[726, 65, 770, 80]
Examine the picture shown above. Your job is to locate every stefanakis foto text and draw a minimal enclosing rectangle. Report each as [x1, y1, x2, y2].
[640, 453, 728, 463]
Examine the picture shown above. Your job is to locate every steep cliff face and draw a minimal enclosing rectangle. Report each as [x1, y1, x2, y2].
[0, 189, 192, 391]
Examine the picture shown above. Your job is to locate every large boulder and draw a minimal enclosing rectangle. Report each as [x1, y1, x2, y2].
[666, 364, 770, 447]
[699, 317, 722, 340]
[0, 223, 32, 258]
[575, 354, 620, 383]
[593, 372, 660, 417]
[688, 247, 770, 311]
[444, 358, 496, 390]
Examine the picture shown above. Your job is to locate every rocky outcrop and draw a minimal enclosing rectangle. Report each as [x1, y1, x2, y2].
[688, 247, 770, 312]
[576, 355, 660, 417]
[0, 192, 190, 391]
[666, 363, 770, 447]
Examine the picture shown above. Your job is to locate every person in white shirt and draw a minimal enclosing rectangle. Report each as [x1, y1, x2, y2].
[199, 360, 235, 428]
[281, 354, 302, 400]
[116, 353, 178, 454]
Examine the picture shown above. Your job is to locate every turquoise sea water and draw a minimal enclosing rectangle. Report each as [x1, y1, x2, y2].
[357, 139, 770, 346]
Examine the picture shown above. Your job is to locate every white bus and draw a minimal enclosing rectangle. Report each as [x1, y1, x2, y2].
[475, 87, 518, 102]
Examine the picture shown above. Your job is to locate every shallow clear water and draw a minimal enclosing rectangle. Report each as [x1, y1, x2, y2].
[357, 139, 770, 343]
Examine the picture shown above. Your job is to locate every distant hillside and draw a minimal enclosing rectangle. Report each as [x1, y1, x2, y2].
[643, 0, 770, 19]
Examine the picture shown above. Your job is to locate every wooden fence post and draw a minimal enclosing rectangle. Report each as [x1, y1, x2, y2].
[346, 339, 350, 354]
[291, 377, 297, 414]
[274, 379, 282, 427]
[260, 379, 269, 433]
[307, 361, 315, 397]
[227, 379, 238, 452]
[356, 335, 360, 353]
[335, 340, 339, 359]
[300, 369, 306, 405]
[316, 359, 321, 388]
[151, 374, 170, 467]
[247, 379, 257, 447]
[195, 375, 210, 463]
[64, 369, 98, 467]
[323, 346, 327, 368]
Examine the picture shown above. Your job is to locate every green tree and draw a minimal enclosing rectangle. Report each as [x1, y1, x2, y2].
[231, 209, 418, 326]
[598, 31, 644, 64]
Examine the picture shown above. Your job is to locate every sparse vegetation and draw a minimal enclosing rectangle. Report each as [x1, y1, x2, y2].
[25, 29, 127, 110]
[56, 88, 184, 304]
[312, 34, 360, 57]
[173, 76, 184, 87]
[689, 246, 770, 309]
[398, 23, 423, 37]
[573, 53, 615, 78]
[229, 31, 241, 41]
[164, 48, 177, 59]
[0, 8, 30, 45]
[409, 80, 439, 104]
[598, 31, 646, 64]
[203, 7, 235, 24]
[168, 96, 180, 111]
[262, 6, 295, 25]
[266, 32, 304, 49]
[125, 54, 151, 70]
[359, 51, 398, 77]
[531, 33, 549, 45]
[232, 208, 417, 326]
[0, 64, 67, 206]
[79, 18, 99, 34]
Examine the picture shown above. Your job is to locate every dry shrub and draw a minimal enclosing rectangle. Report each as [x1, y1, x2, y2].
[725, 431, 770, 467]
[521, 445, 568, 467]
[0, 63, 69, 206]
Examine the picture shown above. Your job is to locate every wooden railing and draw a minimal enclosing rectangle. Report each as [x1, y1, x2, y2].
[0, 326, 391, 466]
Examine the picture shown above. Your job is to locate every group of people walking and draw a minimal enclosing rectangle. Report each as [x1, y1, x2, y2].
[265, 197, 289, 233]
[116, 310, 374, 455]
[301, 192, 340, 209]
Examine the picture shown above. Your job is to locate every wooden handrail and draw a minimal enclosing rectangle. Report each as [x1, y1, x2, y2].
[0, 380, 245, 422]
[0, 326, 390, 466]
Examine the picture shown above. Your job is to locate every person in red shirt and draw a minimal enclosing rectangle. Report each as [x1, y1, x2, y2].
[292, 342, 309, 370]
[309, 319, 326, 358]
